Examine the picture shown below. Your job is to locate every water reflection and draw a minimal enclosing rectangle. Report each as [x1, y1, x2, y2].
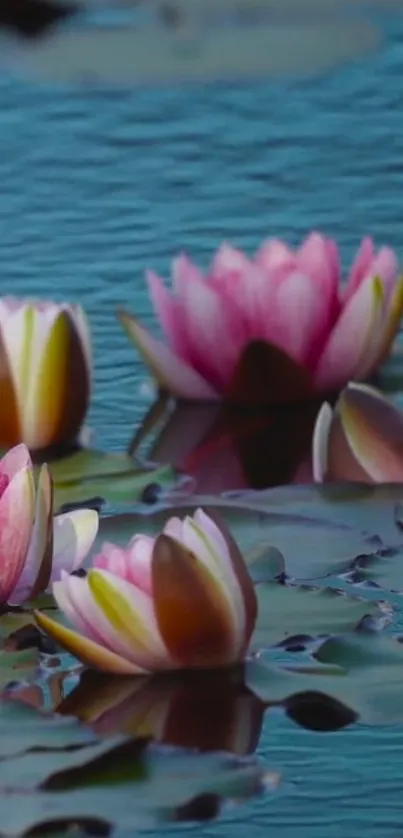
[25, 662, 358, 750]
[130, 396, 323, 493]
[57, 668, 266, 756]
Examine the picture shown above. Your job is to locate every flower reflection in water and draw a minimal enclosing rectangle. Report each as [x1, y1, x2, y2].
[26, 665, 357, 754]
[58, 668, 266, 757]
[129, 393, 322, 494]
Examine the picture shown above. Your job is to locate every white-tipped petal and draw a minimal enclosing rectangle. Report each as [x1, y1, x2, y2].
[312, 402, 333, 482]
[51, 508, 99, 580]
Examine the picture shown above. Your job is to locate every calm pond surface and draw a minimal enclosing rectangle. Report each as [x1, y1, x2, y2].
[3, 9, 403, 838]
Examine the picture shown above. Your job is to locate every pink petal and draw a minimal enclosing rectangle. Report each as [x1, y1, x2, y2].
[211, 243, 252, 276]
[172, 254, 204, 295]
[314, 275, 384, 391]
[255, 239, 296, 271]
[126, 536, 154, 594]
[9, 463, 53, 605]
[0, 467, 33, 603]
[344, 237, 374, 302]
[117, 309, 218, 401]
[268, 271, 331, 367]
[53, 572, 102, 641]
[177, 276, 242, 388]
[372, 276, 403, 368]
[297, 232, 340, 287]
[368, 247, 399, 290]
[147, 270, 190, 360]
[93, 543, 130, 578]
[0, 444, 32, 480]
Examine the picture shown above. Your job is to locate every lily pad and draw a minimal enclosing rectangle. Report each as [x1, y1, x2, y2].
[53, 464, 177, 513]
[102, 501, 382, 580]
[0, 700, 96, 758]
[0, 733, 269, 836]
[246, 632, 403, 727]
[0, 649, 39, 688]
[47, 449, 146, 485]
[252, 583, 385, 649]
[351, 546, 403, 594]
[221, 484, 403, 546]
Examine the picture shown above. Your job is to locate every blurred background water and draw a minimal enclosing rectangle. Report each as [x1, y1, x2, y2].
[2, 7, 403, 836]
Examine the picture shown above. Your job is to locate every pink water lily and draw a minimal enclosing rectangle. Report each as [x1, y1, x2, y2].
[0, 296, 91, 451]
[118, 234, 402, 404]
[313, 382, 403, 483]
[35, 509, 257, 675]
[0, 444, 99, 605]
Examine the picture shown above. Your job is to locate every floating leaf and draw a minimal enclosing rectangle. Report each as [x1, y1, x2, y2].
[246, 632, 403, 727]
[0, 732, 268, 835]
[222, 483, 403, 546]
[352, 546, 403, 594]
[0, 649, 38, 688]
[53, 464, 177, 513]
[0, 700, 96, 758]
[103, 501, 381, 580]
[47, 449, 141, 485]
[252, 583, 385, 649]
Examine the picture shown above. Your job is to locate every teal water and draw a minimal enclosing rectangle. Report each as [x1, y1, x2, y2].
[3, 13, 403, 838]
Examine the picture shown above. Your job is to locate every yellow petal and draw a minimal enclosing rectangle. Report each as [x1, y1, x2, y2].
[87, 569, 168, 668]
[27, 309, 90, 450]
[376, 275, 403, 366]
[34, 610, 144, 674]
[0, 327, 20, 447]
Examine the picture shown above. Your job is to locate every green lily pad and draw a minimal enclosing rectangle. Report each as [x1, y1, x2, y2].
[246, 632, 403, 727]
[219, 484, 403, 546]
[53, 464, 177, 512]
[103, 501, 381, 580]
[0, 649, 38, 688]
[0, 732, 268, 836]
[352, 546, 403, 594]
[0, 598, 61, 642]
[252, 583, 385, 649]
[0, 700, 96, 758]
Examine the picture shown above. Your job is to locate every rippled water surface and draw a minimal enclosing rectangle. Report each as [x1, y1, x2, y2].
[3, 13, 403, 838]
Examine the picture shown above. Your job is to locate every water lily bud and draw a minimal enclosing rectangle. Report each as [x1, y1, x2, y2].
[35, 508, 257, 674]
[0, 297, 91, 451]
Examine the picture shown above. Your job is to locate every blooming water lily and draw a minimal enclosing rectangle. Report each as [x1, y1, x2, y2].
[313, 382, 403, 483]
[35, 509, 257, 674]
[0, 444, 98, 605]
[118, 234, 402, 405]
[0, 297, 91, 451]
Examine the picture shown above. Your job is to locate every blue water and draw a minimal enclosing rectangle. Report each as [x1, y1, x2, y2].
[2, 13, 403, 837]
